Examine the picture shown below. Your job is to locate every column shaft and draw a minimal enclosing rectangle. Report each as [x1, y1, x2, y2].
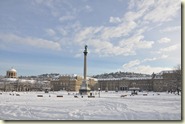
[84, 55, 87, 80]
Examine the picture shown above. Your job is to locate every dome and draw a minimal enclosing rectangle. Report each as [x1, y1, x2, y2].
[8, 68, 17, 72]
[6, 67, 17, 78]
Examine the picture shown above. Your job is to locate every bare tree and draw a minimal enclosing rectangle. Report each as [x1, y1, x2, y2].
[173, 64, 181, 95]
[3, 81, 7, 92]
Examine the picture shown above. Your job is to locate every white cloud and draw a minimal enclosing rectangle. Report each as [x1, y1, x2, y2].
[34, 0, 52, 5]
[109, 17, 122, 23]
[135, 27, 148, 35]
[128, 0, 135, 10]
[128, 0, 155, 10]
[101, 21, 137, 40]
[161, 54, 168, 59]
[159, 44, 178, 52]
[75, 26, 103, 43]
[74, 53, 81, 58]
[0, 34, 61, 51]
[59, 15, 75, 22]
[142, 54, 168, 63]
[127, 0, 155, 24]
[122, 59, 172, 74]
[45, 29, 56, 36]
[119, 34, 154, 49]
[76, 27, 94, 42]
[88, 39, 135, 56]
[122, 53, 171, 73]
[127, 0, 180, 23]
[72, 0, 179, 57]
[124, 9, 146, 21]
[79, 21, 135, 42]
[75, 25, 154, 57]
[137, 0, 155, 10]
[33, 0, 63, 17]
[85, 5, 93, 12]
[143, 57, 157, 62]
[122, 59, 140, 68]
[143, 0, 180, 23]
[57, 28, 68, 36]
[131, 65, 172, 74]
[75, 30, 155, 57]
[160, 26, 181, 33]
[158, 37, 171, 44]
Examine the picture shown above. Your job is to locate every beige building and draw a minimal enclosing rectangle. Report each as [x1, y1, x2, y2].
[0, 68, 42, 92]
[0, 78, 37, 92]
[96, 70, 181, 92]
[97, 78, 153, 91]
[49, 70, 181, 92]
[50, 75, 97, 92]
[1, 67, 180, 93]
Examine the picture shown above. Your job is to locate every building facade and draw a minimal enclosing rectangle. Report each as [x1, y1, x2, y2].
[50, 75, 98, 92]
[95, 71, 181, 92]
[1, 68, 181, 92]
[0, 68, 50, 92]
[97, 78, 154, 91]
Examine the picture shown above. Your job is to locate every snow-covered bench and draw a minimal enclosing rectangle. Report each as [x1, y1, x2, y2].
[16, 94, 20, 96]
[88, 96, 95, 98]
[37, 95, 43, 97]
[120, 95, 127, 97]
[57, 95, 63, 97]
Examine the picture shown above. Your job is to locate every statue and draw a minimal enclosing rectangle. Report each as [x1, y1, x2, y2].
[84, 45, 88, 55]
[85, 45, 88, 51]
[152, 72, 156, 79]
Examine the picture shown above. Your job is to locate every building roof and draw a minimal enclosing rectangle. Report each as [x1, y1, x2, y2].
[0, 78, 36, 84]
[129, 87, 140, 90]
[18, 79, 36, 84]
[2, 78, 18, 82]
[8, 68, 17, 72]
[158, 70, 174, 75]
[98, 77, 152, 81]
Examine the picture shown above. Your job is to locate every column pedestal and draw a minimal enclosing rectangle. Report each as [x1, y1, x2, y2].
[79, 80, 90, 95]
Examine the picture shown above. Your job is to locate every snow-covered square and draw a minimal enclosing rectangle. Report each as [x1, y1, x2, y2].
[0, 91, 181, 120]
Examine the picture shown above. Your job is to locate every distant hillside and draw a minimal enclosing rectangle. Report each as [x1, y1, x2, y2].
[92, 71, 151, 79]
[19, 73, 60, 78]
[18, 72, 151, 79]
[38, 73, 60, 78]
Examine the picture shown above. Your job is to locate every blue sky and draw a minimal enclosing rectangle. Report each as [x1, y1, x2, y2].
[0, 0, 181, 76]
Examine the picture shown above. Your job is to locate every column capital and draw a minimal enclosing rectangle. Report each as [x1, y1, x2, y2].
[83, 51, 88, 55]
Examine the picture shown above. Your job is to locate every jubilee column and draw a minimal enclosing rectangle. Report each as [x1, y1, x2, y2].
[84, 45, 87, 80]
[79, 45, 90, 95]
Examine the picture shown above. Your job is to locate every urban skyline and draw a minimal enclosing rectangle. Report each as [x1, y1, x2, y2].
[0, 0, 181, 76]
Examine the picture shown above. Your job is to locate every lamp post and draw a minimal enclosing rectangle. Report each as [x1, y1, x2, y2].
[98, 88, 100, 98]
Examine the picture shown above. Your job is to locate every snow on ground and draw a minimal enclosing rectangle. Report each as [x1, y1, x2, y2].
[0, 91, 181, 120]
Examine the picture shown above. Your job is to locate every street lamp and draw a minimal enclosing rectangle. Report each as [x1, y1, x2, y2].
[98, 88, 100, 98]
